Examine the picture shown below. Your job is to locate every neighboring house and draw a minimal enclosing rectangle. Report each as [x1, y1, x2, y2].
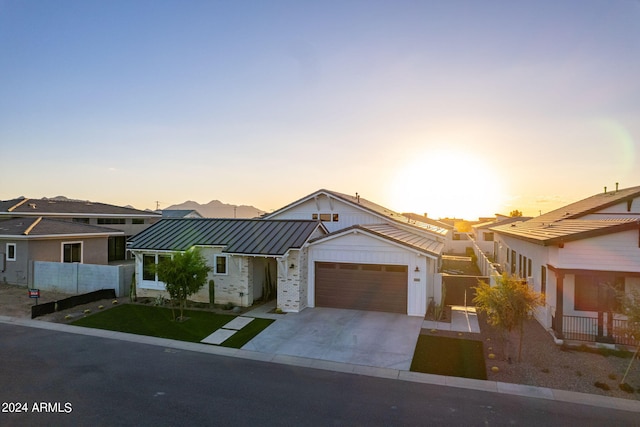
[0, 197, 161, 262]
[159, 209, 203, 219]
[491, 184, 640, 344]
[128, 219, 327, 311]
[0, 217, 124, 286]
[471, 215, 531, 255]
[264, 189, 449, 316]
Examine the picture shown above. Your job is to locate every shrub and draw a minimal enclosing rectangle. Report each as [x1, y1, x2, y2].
[594, 381, 610, 391]
[619, 383, 635, 393]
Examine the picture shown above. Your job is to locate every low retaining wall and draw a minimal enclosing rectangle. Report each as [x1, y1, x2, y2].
[31, 289, 116, 319]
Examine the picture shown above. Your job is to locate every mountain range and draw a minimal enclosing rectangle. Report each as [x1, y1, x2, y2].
[164, 200, 267, 218]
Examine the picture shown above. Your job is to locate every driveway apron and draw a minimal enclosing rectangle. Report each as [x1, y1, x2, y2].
[242, 307, 424, 370]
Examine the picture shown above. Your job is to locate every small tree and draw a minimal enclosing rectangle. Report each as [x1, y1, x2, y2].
[616, 288, 640, 385]
[509, 209, 523, 217]
[474, 273, 543, 362]
[155, 248, 212, 321]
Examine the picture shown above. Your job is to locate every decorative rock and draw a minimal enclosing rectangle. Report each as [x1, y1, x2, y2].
[491, 366, 499, 373]
[488, 353, 496, 359]
[232, 306, 242, 314]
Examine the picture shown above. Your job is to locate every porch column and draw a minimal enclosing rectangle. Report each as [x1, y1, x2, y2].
[555, 273, 564, 339]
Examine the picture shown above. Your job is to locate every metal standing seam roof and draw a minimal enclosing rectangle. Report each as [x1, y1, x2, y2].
[309, 223, 444, 256]
[0, 217, 124, 237]
[491, 218, 640, 245]
[536, 185, 640, 222]
[127, 218, 322, 255]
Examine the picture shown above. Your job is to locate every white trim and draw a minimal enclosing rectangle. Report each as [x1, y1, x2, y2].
[6, 243, 16, 261]
[61, 241, 83, 263]
[0, 232, 124, 240]
[307, 228, 440, 260]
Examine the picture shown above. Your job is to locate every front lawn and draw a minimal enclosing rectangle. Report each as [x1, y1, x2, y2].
[71, 304, 273, 348]
[410, 334, 487, 380]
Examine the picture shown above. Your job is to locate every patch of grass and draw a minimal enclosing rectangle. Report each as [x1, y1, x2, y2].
[411, 335, 487, 380]
[594, 381, 611, 391]
[221, 318, 274, 348]
[71, 304, 271, 347]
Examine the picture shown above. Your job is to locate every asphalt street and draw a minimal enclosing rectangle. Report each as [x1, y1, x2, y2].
[0, 323, 637, 426]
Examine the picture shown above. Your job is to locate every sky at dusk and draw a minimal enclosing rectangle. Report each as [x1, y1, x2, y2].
[1, 0, 639, 219]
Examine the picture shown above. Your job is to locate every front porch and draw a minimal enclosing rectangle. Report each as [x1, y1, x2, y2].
[553, 313, 637, 346]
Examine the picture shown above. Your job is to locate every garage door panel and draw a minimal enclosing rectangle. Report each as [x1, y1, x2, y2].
[315, 262, 407, 314]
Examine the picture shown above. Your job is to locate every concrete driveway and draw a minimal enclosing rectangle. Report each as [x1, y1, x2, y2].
[241, 306, 423, 370]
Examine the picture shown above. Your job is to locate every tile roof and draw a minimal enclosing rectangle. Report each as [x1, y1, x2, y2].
[491, 218, 639, 245]
[0, 217, 123, 237]
[265, 189, 449, 237]
[310, 223, 444, 256]
[127, 218, 323, 255]
[537, 185, 640, 221]
[0, 197, 160, 217]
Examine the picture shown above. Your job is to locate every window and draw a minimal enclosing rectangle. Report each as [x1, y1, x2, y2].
[483, 232, 494, 241]
[143, 254, 171, 281]
[132, 218, 145, 225]
[575, 275, 624, 312]
[143, 255, 156, 281]
[510, 250, 516, 274]
[97, 218, 126, 225]
[108, 236, 126, 262]
[62, 242, 82, 263]
[312, 213, 338, 222]
[6, 243, 16, 261]
[215, 255, 227, 274]
[527, 259, 532, 277]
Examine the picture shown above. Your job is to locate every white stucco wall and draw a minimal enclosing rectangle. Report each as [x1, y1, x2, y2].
[306, 231, 433, 316]
[267, 194, 391, 232]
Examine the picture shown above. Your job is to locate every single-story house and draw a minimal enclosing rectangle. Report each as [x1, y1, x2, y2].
[159, 209, 203, 219]
[263, 189, 448, 316]
[0, 217, 125, 286]
[127, 219, 328, 311]
[471, 215, 531, 255]
[491, 184, 640, 344]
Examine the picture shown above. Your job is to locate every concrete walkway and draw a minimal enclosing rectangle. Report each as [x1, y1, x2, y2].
[1, 314, 639, 413]
[422, 305, 480, 333]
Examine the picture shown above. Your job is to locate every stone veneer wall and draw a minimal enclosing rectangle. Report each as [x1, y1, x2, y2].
[277, 249, 302, 312]
[136, 248, 252, 307]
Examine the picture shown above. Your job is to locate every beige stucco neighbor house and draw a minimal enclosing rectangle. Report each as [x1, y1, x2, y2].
[264, 189, 449, 316]
[0, 197, 161, 262]
[491, 184, 640, 345]
[0, 217, 125, 286]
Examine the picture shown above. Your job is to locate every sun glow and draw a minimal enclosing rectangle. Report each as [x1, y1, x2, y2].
[387, 149, 507, 220]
